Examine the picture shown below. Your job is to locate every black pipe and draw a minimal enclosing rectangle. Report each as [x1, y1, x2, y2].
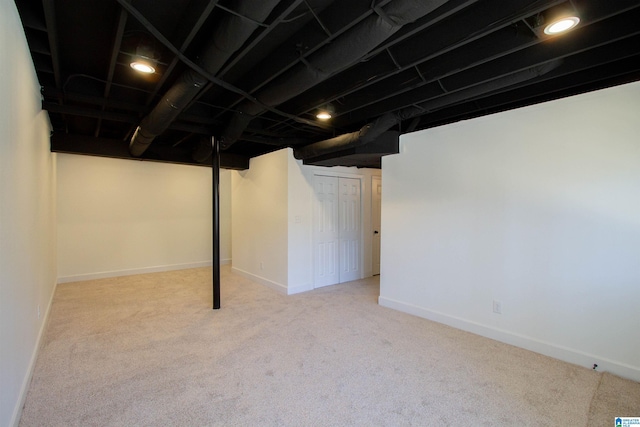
[221, 0, 451, 148]
[212, 136, 221, 310]
[129, 0, 283, 157]
[293, 60, 562, 160]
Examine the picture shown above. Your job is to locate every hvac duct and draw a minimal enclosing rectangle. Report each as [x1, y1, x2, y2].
[220, 0, 451, 149]
[129, 0, 283, 157]
[293, 60, 562, 160]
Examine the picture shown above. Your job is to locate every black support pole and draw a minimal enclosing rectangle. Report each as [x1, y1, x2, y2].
[212, 136, 221, 309]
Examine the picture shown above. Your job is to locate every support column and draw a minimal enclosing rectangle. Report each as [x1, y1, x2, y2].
[212, 136, 221, 309]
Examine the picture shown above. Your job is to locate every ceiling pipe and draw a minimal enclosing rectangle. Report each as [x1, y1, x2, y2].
[293, 60, 562, 160]
[129, 0, 283, 157]
[220, 0, 451, 149]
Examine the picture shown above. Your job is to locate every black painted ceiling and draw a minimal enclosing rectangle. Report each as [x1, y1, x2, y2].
[14, 0, 640, 169]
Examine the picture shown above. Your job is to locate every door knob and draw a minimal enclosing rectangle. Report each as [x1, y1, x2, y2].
[374, 230, 379, 234]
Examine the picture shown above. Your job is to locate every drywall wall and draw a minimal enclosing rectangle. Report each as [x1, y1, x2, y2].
[57, 154, 232, 282]
[286, 154, 314, 293]
[219, 168, 232, 265]
[380, 81, 640, 381]
[0, 1, 57, 425]
[231, 149, 289, 291]
[231, 147, 381, 294]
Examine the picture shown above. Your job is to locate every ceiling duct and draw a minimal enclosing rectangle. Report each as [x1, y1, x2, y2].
[129, 0, 283, 157]
[293, 60, 562, 160]
[220, 0, 451, 149]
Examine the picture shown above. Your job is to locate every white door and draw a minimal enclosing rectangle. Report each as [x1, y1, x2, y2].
[313, 175, 361, 287]
[372, 176, 382, 275]
[339, 177, 361, 282]
[313, 176, 340, 287]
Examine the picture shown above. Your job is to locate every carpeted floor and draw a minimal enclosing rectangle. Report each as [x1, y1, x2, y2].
[19, 266, 640, 426]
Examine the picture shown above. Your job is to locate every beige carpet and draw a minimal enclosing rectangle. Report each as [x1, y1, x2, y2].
[19, 266, 640, 426]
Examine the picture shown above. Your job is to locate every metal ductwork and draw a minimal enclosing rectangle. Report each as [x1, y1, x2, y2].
[220, 0, 451, 149]
[129, 0, 283, 157]
[293, 60, 562, 160]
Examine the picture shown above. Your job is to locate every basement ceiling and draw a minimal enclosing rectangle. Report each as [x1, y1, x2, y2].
[14, 0, 640, 169]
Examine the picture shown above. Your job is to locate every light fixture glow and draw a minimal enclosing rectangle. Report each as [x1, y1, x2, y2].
[316, 103, 335, 120]
[130, 60, 156, 74]
[129, 41, 157, 74]
[544, 16, 580, 35]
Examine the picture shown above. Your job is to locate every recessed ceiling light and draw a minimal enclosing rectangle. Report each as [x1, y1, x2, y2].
[316, 103, 335, 120]
[130, 41, 157, 74]
[130, 61, 156, 74]
[544, 16, 580, 35]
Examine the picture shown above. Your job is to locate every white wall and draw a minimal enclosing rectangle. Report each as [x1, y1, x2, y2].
[287, 155, 314, 292]
[231, 149, 290, 291]
[0, 1, 57, 425]
[57, 154, 232, 282]
[232, 148, 381, 294]
[219, 168, 232, 266]
[380, 81, 640, 381]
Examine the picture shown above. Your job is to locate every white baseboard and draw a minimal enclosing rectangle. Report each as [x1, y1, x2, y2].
[287, 282, 314, 295]
[231, 267, 288, 294]
[378, 296, 640, 383]
[57, 261, 224, 283]
[230, 267, 313, 295]
[11, 280, 56, 427]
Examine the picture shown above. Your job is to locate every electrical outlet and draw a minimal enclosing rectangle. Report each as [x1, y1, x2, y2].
[37, 305, 41, 319]
[492, 300, 502, 314]
[260, 262, 264, 270]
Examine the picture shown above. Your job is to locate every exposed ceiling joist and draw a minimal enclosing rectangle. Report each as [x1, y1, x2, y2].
[13, 0, 640, 168]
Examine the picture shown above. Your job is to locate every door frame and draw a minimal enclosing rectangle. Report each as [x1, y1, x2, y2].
[371, 175, 382, 276]
[312, 172, 365, 288]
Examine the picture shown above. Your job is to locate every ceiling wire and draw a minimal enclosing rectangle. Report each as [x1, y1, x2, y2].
[281, 11, 310, 23]
[303, 0, 332, 36]
[62, 74, 153, 95]
[215, 4, 270, 28]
